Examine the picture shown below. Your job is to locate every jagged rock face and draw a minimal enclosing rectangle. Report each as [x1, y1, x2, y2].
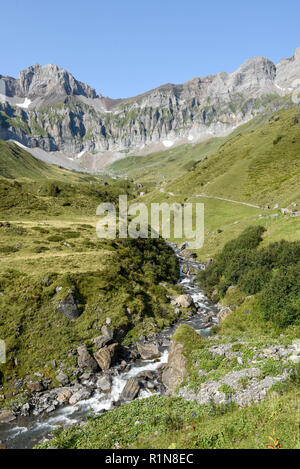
[275, 47, 300, 89]
[0, 64, 97, 101]
[0, 48, 299, 159]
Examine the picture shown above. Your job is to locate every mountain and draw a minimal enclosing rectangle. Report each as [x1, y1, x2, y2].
[0, 48, 299, 166]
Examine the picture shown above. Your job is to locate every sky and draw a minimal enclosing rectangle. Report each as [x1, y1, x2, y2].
[2, 0, 300, 98]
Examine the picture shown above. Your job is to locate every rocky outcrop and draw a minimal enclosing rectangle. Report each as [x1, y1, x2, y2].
[162, 340, 187, 395]
[0, 48, 299, 160]
[0, 64, 97, 101]
[217, 306, 233, 323]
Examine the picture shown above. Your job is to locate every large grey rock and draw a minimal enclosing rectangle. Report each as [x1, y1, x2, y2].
[56, 372, 69, 386]
[94, 343, 119, 371]
[162, 340, 187, 395]
[77, 345, 98, 372]
[58, 294, 82, 320]
[69, 388, 92, 405]
[175, 294, 193, 308]
[93, 325, 113, 349]
[0, 410, 16, 424]
[96, 374, 112, 393]
[120, 377, 140, 402]
[137, 343, 161, 360]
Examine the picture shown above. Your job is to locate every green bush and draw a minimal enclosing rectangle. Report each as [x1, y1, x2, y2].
[198, 226, 300, 329]
[259, 264, 300, 328]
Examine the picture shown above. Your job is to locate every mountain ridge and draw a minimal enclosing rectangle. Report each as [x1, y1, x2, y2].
[0, 48, 299, 166]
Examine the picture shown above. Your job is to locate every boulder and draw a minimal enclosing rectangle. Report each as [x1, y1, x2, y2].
[137, 370, 157, 380]
[0, 410, 16, 424]
[57, 390, 72, 404]
[218, 307, 232, 323]
[69, 388, 92, 405]
[58, 293, 82, 320]
[56, 372, 69, 386]
[175, 294, 193, 308]
[96, 374, 112, 393]
[94, 343, 119, 371]
[162, 340, 187, 395]
[137, 343, 161, 360]
[120, 377, 140, 402]
[77, 345, 98, 372]
[93, 325, 113, 349]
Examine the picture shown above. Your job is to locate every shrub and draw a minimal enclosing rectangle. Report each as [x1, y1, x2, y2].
[238, 266, 271, 295]
[259, 264, 300, 328]
[198, 226, 300, 329]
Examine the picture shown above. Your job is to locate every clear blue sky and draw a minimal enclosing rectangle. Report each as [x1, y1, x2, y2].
[2, 0, 300, 98]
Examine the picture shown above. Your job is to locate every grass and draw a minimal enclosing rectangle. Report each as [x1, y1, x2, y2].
[164, 105, 300, 207]
[36, 389, 300, 449]
[0, 220, 181, 405]
[129, 105, 300, 261]
[109, 137, 224, 184]
[0, 140, 97, 182]
[0, 144, 184, 407]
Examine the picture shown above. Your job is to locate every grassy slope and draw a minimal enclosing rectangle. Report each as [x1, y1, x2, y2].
[132, 105, 300, 260]
[166, 106, 300, 206]
[37, 391, 300, 449]
[0, 140, 93, 182]
[109, 137, 224, 184]
[0, 145, 184, 407]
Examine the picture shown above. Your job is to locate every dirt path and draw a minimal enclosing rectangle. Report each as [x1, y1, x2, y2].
[195, 194, 261, 209]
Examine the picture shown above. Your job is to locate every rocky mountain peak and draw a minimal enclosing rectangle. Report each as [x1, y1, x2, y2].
[18, 63, 97, 100]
